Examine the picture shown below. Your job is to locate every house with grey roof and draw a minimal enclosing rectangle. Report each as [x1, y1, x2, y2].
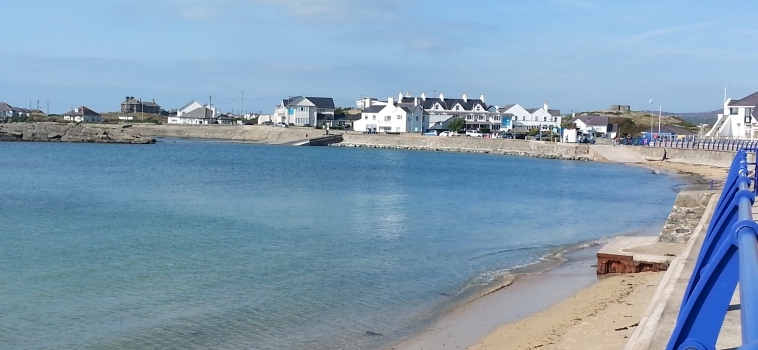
[273, 96, 335, 126]
[353, 96, 427, 133]
[573, 115, 619, 138]
[121, 96, 161, 114]
[707, 91, 758, 139]
[500, 102, 561, 132]
[63, 106, 102, 123]
[169, 107, 215, 125]
[0, 102, 14, 119]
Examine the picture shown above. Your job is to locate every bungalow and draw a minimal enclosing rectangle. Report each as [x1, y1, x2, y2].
[642, 125, 696, 141]
[121, 96, 161, 114]
[63, 106, 102, 123]
[354, 96, 427, 133]
[707, 91, 758, 139]
[572, 115, 619, 138]
[170, 107, 215, 125]
[169, 100, 217, 124]
[274, 96, 335, 126]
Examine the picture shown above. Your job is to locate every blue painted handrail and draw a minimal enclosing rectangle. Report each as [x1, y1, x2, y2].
[667, 148, 758, 350]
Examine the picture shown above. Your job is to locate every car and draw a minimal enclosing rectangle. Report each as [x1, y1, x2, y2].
[423, 130, 439, 136]
[498, 132, 514, 139]
[263, 121, 274, 125]
[465, 130, 483, 137]
[275, 122, 288, 128]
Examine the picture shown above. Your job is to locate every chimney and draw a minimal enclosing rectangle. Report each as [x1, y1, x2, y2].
[398, 92, 403, 102]
[414, 97, 418, 106]
[480, 94, 485, 103]
[439, 92, 445, 101]
[421, 92, 426, 101]
[388, 97, 394, 105]
[406, 91, 411, 97]
[544, 101, 548, 111]
[462, 93, 468, 103]
[126, 96, 129, 101]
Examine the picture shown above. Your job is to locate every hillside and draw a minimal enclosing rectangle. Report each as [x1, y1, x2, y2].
[562, 109, 705, 136]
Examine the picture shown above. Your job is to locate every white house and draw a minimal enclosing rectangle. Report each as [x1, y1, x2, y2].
[361, 92, 502, 132]
[572, 115, 620, 138]
[169, 100, 218, 124]
[353, 97, 427, 133]
[0, 102, 15, 119]
[169, 107, 215, 125]
[501, 102, 561, 131]
[707, 91, 758, 139]
[63, 106, 102, 123]
[273, 96, 335, 126]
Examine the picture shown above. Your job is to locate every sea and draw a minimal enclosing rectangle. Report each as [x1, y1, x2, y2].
[0, 139, 681, 349]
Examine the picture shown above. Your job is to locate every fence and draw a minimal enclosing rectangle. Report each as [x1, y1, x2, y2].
[617, 138, 758, 150]
[666, 148, 758, 350]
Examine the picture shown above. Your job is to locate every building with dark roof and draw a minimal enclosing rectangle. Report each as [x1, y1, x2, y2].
[121, 96, 161, 114]
[707, 91, 758, 139]
[63, 106, 102, 123]
[273, 96, 335, 126]
[353, 96, 427, 133]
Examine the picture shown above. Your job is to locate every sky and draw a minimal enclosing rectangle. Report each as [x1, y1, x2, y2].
[1, 0, 757, 115]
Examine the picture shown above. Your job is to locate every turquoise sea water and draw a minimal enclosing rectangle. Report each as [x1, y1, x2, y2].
[0, 140, 680, 349]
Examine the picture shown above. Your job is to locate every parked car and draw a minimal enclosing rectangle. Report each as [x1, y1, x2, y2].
[263, 121, 274, 125]
[423, 130, 439, 136]
[465, 130, 483, 137]
[276, 122, 288, 128]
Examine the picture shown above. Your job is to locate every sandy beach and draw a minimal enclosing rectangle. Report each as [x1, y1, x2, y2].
[389, 159, 728, 350]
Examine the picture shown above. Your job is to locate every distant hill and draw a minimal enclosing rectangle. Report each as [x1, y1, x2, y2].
[659, 110, 720, 126]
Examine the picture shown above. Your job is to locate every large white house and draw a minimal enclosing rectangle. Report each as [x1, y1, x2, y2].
[501, 102, 561, 131]
[63, 106, 102, 123]
[353, 97, 427, 133]
[359, 92, 502, 132]
[273, 96, 335, 126]
[706, 91, 758, 139]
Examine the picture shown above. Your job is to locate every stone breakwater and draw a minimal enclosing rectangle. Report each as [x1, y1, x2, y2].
[0, 122, 155, 144]
[334, 134, 592, 161]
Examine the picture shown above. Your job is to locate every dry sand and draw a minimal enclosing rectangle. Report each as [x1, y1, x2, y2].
[469, 272, 664, 350]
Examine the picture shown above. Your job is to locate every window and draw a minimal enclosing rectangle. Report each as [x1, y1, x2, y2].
[384, 116, 391, 121]
[372, 115, 376, 120]
[730, 108, 739, 115]
[415, 116, 419, 121]
[478, 115, 484, 121]
[364, 116, 368, 120]
[397, 115, 402, 120]
[317, 108, 326, 113]
[299, 106, 306, 112]
[466, 115, 472, 120]
[543, 117, 547, 122]
[455, 105, 461, 111]
[494, 116, 500, 121]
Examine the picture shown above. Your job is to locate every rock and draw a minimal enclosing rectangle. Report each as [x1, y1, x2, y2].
[47, 133, 62, 139]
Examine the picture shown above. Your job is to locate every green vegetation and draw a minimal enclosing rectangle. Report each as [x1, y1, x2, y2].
[448, 118, 465, 131]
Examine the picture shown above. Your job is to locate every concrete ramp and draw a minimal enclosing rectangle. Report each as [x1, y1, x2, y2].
[591, 145, 646, 163]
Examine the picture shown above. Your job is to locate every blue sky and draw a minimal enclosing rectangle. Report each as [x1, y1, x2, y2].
[1, 0, 757, 114]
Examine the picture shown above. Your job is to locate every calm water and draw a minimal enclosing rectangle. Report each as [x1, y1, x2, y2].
[0, 140, 680, 349]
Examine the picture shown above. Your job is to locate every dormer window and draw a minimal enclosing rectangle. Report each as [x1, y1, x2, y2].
[455, 105, 461, 111]
[730, 108, 739, 115]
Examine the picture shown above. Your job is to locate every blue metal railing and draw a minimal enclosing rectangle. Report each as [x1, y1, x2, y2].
[666, 148, 758, 350]
[640, 138, 758, 150]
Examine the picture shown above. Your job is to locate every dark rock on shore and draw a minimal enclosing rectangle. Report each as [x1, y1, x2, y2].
[0, 122, 155, 144]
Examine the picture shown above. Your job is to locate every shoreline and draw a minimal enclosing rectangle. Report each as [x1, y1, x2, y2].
[387, 160, 728, 350]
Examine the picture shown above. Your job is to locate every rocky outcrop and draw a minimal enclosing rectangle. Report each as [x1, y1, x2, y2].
[658, 191, 715, 243]
[0, 122, 155, 144]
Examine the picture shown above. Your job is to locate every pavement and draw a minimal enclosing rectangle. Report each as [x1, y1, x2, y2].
[624, 194, 748, 350]
[590, 145, 647, 163]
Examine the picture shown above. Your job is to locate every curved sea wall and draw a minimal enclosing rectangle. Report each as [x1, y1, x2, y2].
[0, 122, 155, 144]
[131, 124, 313, 142]
[337, 134, 591, 160]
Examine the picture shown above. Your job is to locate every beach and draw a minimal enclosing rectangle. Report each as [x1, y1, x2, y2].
[389, 159, 727, 350]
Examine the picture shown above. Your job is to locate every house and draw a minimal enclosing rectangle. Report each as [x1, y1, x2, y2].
[353, 96, 427, 133]
[501, 102, 561, 131]
[572, 115, 620, 138]
[0, 102, 13, 119]
[11, 107, 31, 118]
[216, 113, 233, 125]
[168, 100, 217, 124]
[706, 91, 758, 139]
[360, 92, 501, 132]
[63, 106, 102, 123]
[169, 107, 215, 125]
[274, 96, 335, 126]
[121, 96, 161, 114]
[331, 112, 360, 128]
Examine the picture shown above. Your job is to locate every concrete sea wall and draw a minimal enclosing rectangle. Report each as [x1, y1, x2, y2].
[630, 147, 740, 167]
[337, 134, 592, 160]
[131, 124, 313, 142]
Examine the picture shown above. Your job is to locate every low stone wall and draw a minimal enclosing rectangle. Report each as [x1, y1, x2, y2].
[337, 134, 591, 160]
[0, 122, 155, 144]
[630, 147, 739, 167]
[658, 190, 715, 243]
